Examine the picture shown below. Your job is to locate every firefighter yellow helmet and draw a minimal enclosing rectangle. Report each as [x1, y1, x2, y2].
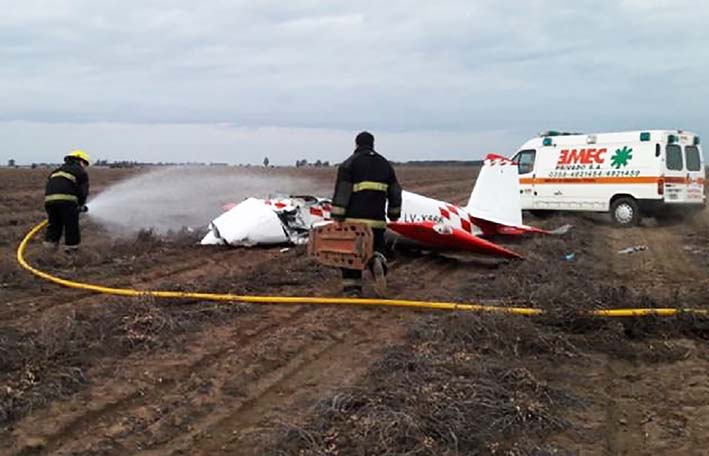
[65, 149, 91, 165]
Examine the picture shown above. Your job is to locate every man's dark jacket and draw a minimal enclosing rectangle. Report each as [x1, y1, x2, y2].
[331, 147, 402, 227]
[44, 161, 90, 206]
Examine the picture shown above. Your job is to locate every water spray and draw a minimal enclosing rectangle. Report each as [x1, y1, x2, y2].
[87, 167, 326, 236]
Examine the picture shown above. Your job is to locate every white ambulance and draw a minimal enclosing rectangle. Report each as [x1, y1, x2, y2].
[511, 130, 705, 226]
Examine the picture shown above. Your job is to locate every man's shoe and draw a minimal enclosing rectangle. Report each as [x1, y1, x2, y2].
[371, 253, 387, 296]
[43, 241, 59, 251]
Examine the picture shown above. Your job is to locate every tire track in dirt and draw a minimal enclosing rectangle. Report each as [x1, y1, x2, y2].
[602, 223, 667, 454]
[168, 315, 403, 456]
[602, 357, 646, 454]
[597, 222, 708, 455]
[600, 344, 709, 456]
[5, 304, 319, 456]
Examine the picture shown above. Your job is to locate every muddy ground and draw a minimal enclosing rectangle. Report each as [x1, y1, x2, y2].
[0, 166, 707, 455]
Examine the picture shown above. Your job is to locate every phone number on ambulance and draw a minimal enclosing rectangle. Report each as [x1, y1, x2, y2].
[548, 170, 641, 178]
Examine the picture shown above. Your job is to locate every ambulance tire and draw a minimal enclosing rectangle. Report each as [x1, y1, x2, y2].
[610, 197, 640, 227]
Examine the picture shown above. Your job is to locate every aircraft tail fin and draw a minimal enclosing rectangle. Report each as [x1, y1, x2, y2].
[465, 154, 523, 229]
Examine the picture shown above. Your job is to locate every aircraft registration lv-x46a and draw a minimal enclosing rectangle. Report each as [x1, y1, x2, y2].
[201, 155, 570, 258]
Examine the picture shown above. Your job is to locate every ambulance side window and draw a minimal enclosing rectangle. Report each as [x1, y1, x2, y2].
[666, 145, 683, 171]
[685, 146, 701, 171]
[514, 149, 536, 175]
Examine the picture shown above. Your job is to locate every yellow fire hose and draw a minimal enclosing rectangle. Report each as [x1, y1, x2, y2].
[16, 220, 708, 318]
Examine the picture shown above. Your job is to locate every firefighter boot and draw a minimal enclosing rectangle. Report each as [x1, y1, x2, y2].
[42, 241, 59, 251]
[63, 245, 81, 268]
[370, 252, 387, 297]
[65, 245, 80, 254]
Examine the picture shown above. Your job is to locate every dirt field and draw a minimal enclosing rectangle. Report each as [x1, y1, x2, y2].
[1, 166, 707, 455]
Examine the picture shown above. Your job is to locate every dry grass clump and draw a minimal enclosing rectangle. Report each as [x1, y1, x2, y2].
[1, 315, 91, 425]
[273, 314, 580, 455]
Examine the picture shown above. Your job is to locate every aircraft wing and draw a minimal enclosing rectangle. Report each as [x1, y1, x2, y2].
[387, 221, 522, 259]
[200, 197, 289, 246]
[200, 195, 332, 246]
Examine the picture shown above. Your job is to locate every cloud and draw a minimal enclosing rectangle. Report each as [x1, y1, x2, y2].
[0, 0, 707, 163]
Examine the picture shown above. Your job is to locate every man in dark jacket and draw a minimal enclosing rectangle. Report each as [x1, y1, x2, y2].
[331, 132, 402, 296]
[44, 150, 91, 251]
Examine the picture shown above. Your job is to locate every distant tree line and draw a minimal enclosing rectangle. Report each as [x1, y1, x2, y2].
[6, 158, 484, 169]
[390, 160, 484, 167]
[295, 159, 330, 168]
[96, 160, 230, 168]
[17, 160, 237, 168]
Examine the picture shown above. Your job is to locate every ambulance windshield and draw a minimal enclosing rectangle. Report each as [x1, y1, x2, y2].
[516, 150, 536, 175]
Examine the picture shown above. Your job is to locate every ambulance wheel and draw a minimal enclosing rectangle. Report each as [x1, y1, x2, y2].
[610, 197, 640, 227]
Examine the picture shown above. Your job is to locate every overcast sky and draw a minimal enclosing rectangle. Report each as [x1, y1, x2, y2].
[1, 0, 707, 165]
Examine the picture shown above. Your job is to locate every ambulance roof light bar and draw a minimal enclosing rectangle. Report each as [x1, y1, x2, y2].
[538, 130, 583, 137]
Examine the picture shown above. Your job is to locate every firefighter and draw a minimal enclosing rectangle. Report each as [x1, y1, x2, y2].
[331, 132, 402, 297]
[43, 150, 91, 252]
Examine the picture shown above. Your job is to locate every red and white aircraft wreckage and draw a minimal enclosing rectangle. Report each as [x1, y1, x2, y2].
[200, 154, 570, 258]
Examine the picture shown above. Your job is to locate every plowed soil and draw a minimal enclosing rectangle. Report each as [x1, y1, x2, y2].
[1, 166, 707, 455]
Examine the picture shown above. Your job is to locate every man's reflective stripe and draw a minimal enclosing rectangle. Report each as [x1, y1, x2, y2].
[353, 181, 388, 192]
[388, 206, 401, 216]
[331, 205, 346, 215]
[342, 278, 362, 286]
[45, 194, 78, 203]
[50, 171, 77, 183]
[346, 218, 388, 229]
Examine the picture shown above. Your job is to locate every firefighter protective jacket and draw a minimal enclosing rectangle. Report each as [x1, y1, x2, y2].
[44, 162, 90, 206]
[331, 147, 402, 228]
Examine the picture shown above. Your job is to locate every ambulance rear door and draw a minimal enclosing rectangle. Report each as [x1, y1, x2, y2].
[663, 142, 688, 203]
[684, 143, 704, 204]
